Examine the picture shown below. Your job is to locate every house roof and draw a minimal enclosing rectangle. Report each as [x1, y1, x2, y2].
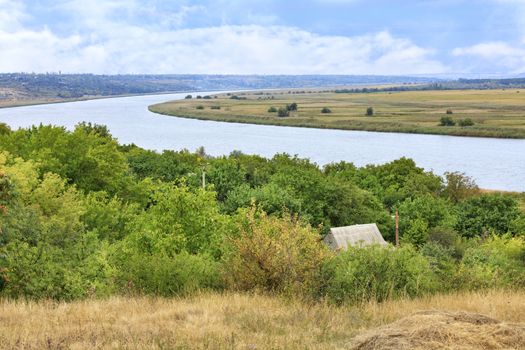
[324, 223, 388, 250]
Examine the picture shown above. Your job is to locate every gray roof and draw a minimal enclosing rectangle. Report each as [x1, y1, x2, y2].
[323, 223, 388, 250]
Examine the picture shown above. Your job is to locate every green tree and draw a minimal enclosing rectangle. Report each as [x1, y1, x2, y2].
[286, 102, 298, 111]
[443, 171, 479, 203]
[455, 194, 522, 237]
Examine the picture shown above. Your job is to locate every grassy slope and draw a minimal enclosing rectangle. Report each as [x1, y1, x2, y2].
[1, 290, 524, 349]
[149, 89, 525, 138]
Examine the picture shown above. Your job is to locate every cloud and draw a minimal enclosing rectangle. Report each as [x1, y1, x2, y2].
[452, 42, 525, 74]
[0, 0, 27, 31]
[0, 17, 446, 74]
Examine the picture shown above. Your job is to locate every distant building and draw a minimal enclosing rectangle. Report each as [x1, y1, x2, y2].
[323, 223, 388, 250]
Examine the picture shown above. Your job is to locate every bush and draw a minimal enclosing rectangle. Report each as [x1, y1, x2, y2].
[428, 226, 464, 259]
[420, 242, 457, 289]
[286, 102, 298, 111]
[196, 105, 204, 110]
[223, 208, 329, 297]
[454, 235, 525, 289]
[113, 250, 221, 296]
[446, 108, 453, 114]
[210, 106, 221, 110]
[230, 95, 246, 100]
[277, 107, 289, 117]
[203, 95, 212, 99]
[184, 95, 192, 99]
[267, 106, 277, 113]
[321, 245, 437, 304]
[321, 107, 332, 113]
[458, 118, 475, 127]
[440, 116, 456, 126]
[366, 107, 374, 116]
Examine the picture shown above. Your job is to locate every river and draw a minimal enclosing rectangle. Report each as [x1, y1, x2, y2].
[0, 92, 524, 191]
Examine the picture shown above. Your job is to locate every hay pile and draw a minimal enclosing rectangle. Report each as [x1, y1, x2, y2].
[349, 310, 525, 350]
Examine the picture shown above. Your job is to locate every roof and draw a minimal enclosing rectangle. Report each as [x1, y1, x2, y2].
[323, 223, 388, 250]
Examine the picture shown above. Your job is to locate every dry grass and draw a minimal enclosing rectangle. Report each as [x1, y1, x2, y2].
[1, 290, 525, 349]
[149, 89, 525, 138]
[350, 310, 525, 350]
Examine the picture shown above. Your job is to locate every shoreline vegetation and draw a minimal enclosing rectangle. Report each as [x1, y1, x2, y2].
[0, 90, 199, 109]
[149, 89, 525, 139]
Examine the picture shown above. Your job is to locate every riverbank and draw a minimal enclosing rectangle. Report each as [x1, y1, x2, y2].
[1, 290, 524, 349]
[0, 90, 206, 110]
[149, 89, 525, 139]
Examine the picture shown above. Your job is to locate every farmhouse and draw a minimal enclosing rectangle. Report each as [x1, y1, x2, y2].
[323, 223, 388, 250]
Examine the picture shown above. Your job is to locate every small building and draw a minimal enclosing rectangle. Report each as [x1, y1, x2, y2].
[323, 223, 388, 250]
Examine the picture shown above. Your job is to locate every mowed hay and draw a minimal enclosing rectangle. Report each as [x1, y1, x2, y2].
[349, 310, 525, 350]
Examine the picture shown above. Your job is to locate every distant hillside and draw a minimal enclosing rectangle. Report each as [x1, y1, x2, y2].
[2, 73, 524, 107]
[0, 73, 435, 102]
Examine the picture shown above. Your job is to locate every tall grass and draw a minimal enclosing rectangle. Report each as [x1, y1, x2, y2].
[1, 290, 524, 349]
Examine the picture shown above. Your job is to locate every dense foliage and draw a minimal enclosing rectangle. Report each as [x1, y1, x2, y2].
[0, 123, 524, 302]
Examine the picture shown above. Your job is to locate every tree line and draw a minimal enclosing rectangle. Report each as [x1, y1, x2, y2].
[0, 122, 524, 302]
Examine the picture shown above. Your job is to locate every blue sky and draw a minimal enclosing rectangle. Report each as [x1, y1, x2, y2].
[1, 0, 525, 76]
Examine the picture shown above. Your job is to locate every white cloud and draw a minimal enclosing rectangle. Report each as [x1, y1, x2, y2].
[452, 42, 525, 74]
[0, 20, 446, 74]
[0, 0, 27, 31]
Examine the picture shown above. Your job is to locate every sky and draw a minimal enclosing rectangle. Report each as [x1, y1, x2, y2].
[1, 0, 525, 76]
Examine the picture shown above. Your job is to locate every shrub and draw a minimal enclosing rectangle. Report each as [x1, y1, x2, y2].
[267, 106, 277, 113]
[366, 107, 374, 116]
[196, 105, 204, 110]
[446, 108, 453, 114]
[223, 208, 329, 297]
[454, 235, 525, 289]
[440, 116, 456, 126]
[203, 95, 212, 99]
[210, 106, 221, 110]
[321, 245, 437, 304]
[420, 242, 456, 289]
[196, 95, 202, 99]
[113, 250, 221, 296]
[230, 95, 246, 100]
[458, 118, 475, 127]
[184, 95, 192, 99]
[321, 107, 332, 113]
[428, 226, 464, 259]
[286, 102, 298, 111]
[277, 107, 289, 117]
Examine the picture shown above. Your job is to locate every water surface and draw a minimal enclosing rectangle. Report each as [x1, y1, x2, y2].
[0, 92, 523, 191]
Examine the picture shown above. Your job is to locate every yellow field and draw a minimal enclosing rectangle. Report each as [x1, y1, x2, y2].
[1, 290, 525, 349]
[149, 89, 525, 138]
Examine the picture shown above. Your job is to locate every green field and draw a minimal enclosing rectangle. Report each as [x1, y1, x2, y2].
[149, 89, 525, 138]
